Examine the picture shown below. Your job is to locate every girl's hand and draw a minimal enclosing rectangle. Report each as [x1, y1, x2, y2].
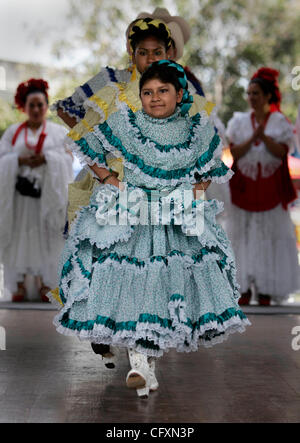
[27, 154, 46, 168]
[57, 107, 77, 128]
[193, 181, 211, 199]
[104, 175, 125, 191]
[252, 123, 265, 141]
[18, 156, 30, 167]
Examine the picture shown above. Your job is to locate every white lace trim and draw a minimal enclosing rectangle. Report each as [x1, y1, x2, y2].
[83, 99, 106, 122]
[68, 136, 108, 169]
[119, 102, 224, 165]
[57, 203, 135, 314]
[51, 67, 129, 120]
[57, 197, 240, 321]
[47, 291, 62, 310]
[201, 168, 234, 184]
[65, 186, 238, 284]
[69, 204, 135, 250]
[75, 184, 233, 253]
[53, 303, 251, 357]
[90, 123, 230, 187]
[57, 247, 240, 327]
[91, 251, 222, 273]
[50, 101, 81, 122]
[84, 81, 120, 116]
[69, 129, 231, 187]
[66, 96, 233, 187]
[54, 197, 243, 355]
[237, 152, 282, 180]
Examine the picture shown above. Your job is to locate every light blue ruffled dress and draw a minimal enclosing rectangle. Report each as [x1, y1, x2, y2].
[53, 105, 250, 356]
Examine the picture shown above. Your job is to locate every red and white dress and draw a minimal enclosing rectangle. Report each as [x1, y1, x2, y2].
[226, 110, 299, 302]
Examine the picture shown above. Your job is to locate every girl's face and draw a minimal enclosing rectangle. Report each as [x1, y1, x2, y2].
[24, 92, 48, 124]
[247, 82, 271, 112]
[132, 36, 170, 73]
[140, 78, 183, 119]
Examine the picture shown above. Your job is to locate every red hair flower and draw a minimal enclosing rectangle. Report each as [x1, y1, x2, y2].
[14, 78, 49, 111]
[251, 67, 281, 112]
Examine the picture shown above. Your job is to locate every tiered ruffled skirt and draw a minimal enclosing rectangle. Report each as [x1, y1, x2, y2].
[53, 183, 250, 356]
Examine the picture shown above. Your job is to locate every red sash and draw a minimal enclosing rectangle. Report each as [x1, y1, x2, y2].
[12, 121, 47, 154]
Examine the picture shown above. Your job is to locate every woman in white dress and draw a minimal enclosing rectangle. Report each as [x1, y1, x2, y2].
[226, 67, 299, 306]
[0, 78, 73, 302]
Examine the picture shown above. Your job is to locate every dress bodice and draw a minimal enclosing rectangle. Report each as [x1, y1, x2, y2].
[76, 104, 231, 191]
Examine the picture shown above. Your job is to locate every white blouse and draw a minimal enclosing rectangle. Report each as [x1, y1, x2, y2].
[226, 111, 294, 180]
[0, 120, 74, 256]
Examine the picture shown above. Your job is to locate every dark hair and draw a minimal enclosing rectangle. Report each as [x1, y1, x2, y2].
[249, 77, 278, 104]
[139, 61, 182, 94]
[139, 60, 194, 116]
[129, 18, 172, 53]
[15, 78, 49, 111]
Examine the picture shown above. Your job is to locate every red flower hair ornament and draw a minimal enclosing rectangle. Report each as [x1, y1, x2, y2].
[251, 67, 281, 112]
[14, 78, 49, 111]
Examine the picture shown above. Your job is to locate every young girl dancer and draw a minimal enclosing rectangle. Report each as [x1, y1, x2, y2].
[52, 61, 250, 398]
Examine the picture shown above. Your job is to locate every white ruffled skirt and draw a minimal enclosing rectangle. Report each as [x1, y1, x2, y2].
[52, 183, 250, 356]
[226, 202, 300, 301]
[1, 193, 64, 298]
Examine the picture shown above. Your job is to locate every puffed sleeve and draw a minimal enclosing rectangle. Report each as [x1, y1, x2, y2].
[196, 158, 233, 184]
[225, 112, 244, 145]
[68, 113, 119, 170]
[266, 112, 294, 150]
[0, 124, 19, 158]
[51, 67, 123, 122]
[192, 114, 233, 184]
[0, 124, 20, 251]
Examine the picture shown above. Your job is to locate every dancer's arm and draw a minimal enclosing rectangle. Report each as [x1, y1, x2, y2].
[57, 107, 78, 128]
[193, 180, 211, 199]
[89, 164, 123, 189]
[229, 137, 254, 160]
[261, 134, 287, 158]
[230, 123, 265, 160]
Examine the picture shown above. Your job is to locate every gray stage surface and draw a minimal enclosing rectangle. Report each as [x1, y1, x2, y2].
[0, 309, 300, 423]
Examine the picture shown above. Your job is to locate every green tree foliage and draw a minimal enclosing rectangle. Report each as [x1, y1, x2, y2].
[175, 0, 300, 123]
[0, 98, 24, 137]
[56, 0, 299, 124]
[2, 0, 299, 136]
[52, 0, 159, 75]
[0, 91, 70, 137]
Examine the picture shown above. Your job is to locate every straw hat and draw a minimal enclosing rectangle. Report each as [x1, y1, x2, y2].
[148, 8, 190, 43]
[126, 7, 191, 60]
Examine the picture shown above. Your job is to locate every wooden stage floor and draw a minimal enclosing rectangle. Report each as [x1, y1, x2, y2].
[0, 309, 300, 423]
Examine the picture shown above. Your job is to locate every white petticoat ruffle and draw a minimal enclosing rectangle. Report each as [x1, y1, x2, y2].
[226, 202, 300, 301]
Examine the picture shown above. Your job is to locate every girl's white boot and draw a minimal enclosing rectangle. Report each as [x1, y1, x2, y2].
[126, 348, 151, 398]
[148, 357, 159, 392]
